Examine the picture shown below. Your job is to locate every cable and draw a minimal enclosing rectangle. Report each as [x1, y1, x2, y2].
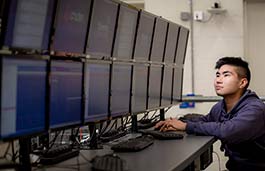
[60, 129, 65, 143]
[213, 151, 221, 171]
[2, 142, 11, 159]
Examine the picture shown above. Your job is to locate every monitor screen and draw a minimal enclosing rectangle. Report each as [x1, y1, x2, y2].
[148, 65, 162, 110]
[172, 67, 183, 102]
[52, 0, 91, 54]
[175, 27, 189, 65]
[1, 56, 47, 140]
[86, 0, 118, 58]
[133, 11, 155, 62]
[131, 64, 148, 114]
[164, 22, 180, 64]
[161, 66, 173, 107]
[111, 63, 131, 117]
[84, 62, 110, 122]
[49, 60, 83, 129]
[150, 18, 168, 63]
[4, 0, 54, 50]
[113, 4, 138, 60]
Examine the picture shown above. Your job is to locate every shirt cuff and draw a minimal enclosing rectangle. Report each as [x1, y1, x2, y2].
[186, 121, 196, 134]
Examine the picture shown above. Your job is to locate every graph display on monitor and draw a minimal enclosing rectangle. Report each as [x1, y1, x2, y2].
[150, 17, 168, 63]
[4, 0, 55, 50]
[1, 56, 47, 140]
[49, 60, 83, 129]
[172, 67, 183, 102]
[84, 62, 110, 122]
[175, 27, 189, 65]
[161, 66, 173, 107]
[148, 65, 162, 110]
[111, 63, 131, 117]
[133, 10, 155, 62]
[131, 64, 148, 114]
[52, 0, 91, 54]
[113, 4, 138, 60]
[164, 22, 180, 64]
[86, 0, 118, 58]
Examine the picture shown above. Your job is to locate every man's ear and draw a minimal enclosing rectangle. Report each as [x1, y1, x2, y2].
[240, 78, 248, 89]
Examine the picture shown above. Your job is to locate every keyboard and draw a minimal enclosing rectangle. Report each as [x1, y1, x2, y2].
[111, 135, 154, 152]
[40, 145, 79, 165]
[139, 130, 184, 140]
[91, 154, 126, 171]
[137, 120, 159, 129]
[100, 129, 127, 142]
[179, 113, 204, 121]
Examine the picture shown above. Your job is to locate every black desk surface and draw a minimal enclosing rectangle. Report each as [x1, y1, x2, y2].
[35, 134, 216, 171]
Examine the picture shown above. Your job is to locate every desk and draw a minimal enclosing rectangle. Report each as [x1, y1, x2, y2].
[35, 134, 216, 171]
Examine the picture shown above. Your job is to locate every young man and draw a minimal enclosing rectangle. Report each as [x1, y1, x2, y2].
[155, 57, 265, 171]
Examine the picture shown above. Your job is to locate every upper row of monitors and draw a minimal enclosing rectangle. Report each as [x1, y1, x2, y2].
[0, 55, 183, 140]
[0, 0, 189, 65]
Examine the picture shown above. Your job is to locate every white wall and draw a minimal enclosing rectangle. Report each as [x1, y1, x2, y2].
[244, 1, 265, 95]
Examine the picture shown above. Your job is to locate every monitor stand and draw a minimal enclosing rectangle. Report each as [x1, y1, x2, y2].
[19, 138, 32, 171]
[160, 108, 165, 121]
[89, 123, 102, 149]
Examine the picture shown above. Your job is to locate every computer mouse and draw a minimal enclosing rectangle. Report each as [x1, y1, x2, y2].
[91, 153, 128, 171]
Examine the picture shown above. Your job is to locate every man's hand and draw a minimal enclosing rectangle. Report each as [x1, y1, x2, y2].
[154, 117, 187, 132]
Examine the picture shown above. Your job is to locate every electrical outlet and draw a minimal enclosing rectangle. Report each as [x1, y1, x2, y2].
[194, 11, 204, 21]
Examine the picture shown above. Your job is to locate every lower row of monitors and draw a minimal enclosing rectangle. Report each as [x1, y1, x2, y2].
[0, 56, 183, 140]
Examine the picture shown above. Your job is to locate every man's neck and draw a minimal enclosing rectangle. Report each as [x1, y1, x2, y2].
[224, 92, 244, 113]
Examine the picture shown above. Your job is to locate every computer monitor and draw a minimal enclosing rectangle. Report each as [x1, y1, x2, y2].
[86, 0, 118, 58]
[161, 66, 173, 107]
[147, 65, 162, 110]
[164, 22, 180, 64]
[110, 63, 132, 118]
[131, 64, 148, 114]
[133, 10, 155, 62]
[0, 0, 8, 47]
[172, 66, 183, 102]
[84, 61, 110, 122]
[52, 0, 92, 54]
[150, 17, 168, 63]
[0, 0, 6, 26]
[0, 56, 47, 140]
[2, 0, 55, 51]
[175, 26, 189, 65]
[113, 3, 138, 60]
[49, 60, 83, 130]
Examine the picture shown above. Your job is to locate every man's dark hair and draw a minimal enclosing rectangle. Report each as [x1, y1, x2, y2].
[215, 57, 251, 88]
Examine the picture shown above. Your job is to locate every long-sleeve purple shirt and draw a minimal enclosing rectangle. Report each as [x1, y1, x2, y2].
[186, 90, 265, 164]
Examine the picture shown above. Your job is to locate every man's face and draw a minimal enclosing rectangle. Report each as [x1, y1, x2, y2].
[214, 64, 244, 97]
